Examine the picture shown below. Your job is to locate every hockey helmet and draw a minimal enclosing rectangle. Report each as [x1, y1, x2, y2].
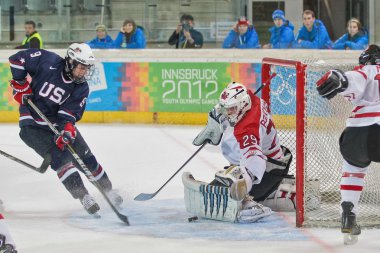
[64, 43, 95, 84]
[219, 82, 252, 126]
[359, 44, 380, 65]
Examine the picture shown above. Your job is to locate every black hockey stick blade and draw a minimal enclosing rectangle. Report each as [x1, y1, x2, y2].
[99, 189, 130, 225]
[0, 149, 50, 173]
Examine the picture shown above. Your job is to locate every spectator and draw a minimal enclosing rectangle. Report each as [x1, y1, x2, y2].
[86, 24, 114, 49]
[15, 20, 43, 49]
[263, 10, 294, 49]
[168, 14, 203, 49]
[293, 10, 332, 49]
[332, 18, 368, 50]
[113, 19, 146, 49]
[223, 16, 260, 49]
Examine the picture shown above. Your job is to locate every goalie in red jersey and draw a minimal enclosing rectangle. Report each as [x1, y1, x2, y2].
[182, 82, 311, 223]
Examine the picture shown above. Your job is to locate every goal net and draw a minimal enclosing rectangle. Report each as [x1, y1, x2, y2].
[261, 58, 380, 228]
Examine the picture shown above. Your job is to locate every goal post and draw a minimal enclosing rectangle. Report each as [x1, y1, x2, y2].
[261, 57, 380, 228]
[262, 58, 307, 227]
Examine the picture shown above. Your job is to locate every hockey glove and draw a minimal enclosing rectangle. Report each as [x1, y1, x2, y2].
[316, 69, 348, 100]
[193, 106, 224, 146]
[215, 165, 254, 201]
[0, 234, 16, 253]
[55, 122, 77, 150]
[9, 79, 32, 105]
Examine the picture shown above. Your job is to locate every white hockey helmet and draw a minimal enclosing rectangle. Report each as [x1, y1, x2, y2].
[64, 43, 95, 84]
[219, 82, 252, 126]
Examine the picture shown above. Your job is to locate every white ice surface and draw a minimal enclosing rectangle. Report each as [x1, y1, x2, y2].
[1, 123, 380, 253]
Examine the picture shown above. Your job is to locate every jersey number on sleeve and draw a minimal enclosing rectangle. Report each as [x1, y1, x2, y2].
[242, 134, 257, 147]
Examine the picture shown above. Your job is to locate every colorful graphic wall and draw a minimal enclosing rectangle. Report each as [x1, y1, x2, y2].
[0, 62, 266, 118]
[86, 62, 262, 112]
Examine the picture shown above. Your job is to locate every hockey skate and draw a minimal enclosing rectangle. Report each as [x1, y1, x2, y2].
[106, 190, 123, 209]
[236, 195, 272, 223]
[341, 201, 361, 245]
[80, 194, 100, 216]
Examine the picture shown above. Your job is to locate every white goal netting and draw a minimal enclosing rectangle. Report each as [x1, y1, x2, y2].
[263, 58, 380, 227]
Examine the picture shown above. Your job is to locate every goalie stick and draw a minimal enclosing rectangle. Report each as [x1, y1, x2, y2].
[0, 149, 50, 173]
[134, 72, 277, 201]
[26, 99, 130, 225]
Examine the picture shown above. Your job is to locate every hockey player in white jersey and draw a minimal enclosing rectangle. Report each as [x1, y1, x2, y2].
[316, 44, 380, 244]
[184, 82, 295, 223]
[0, 214, 16, 253]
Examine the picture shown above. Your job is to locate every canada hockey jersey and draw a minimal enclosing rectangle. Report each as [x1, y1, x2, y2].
[342, 65, 380, 127]
[220, 90, 283, 184]
[9, 49, 89, 130]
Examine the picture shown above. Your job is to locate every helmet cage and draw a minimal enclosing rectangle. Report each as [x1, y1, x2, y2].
[219, 83, 251, 126]
[359, 44, 380, 65]
[64, 58, 95, 84]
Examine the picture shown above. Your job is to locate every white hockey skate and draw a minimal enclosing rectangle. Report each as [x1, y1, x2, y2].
[236, 195, 272, 223]
[80, 194, 100, 216]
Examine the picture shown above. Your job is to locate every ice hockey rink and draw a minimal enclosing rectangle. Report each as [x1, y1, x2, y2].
[1, 123, 380, 253]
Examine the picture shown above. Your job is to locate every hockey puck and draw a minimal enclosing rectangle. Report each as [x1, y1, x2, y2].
[188, 216, 198, 222]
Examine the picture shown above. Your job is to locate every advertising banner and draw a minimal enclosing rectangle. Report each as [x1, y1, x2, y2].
[0, 62, 266, 113]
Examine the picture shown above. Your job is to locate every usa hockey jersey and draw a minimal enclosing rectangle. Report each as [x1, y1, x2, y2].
[220, 90, 283, 184]
[9, 49, 89, 129]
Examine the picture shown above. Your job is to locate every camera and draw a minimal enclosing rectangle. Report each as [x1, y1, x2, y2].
[182, 22, 191, 31]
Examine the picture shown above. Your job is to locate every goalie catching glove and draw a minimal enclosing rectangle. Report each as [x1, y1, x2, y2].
[316, 69, 348, 100]
[193, 105, 224, 146]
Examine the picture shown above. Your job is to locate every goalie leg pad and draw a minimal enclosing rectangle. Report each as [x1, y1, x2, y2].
[182, 172, 239, 222]
[183, 172, 272, 223]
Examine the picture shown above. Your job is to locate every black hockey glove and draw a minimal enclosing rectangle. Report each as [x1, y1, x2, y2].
[0, 234, 16, 253]
[193, 106, 224, 146]
[316, 69, 348, 100]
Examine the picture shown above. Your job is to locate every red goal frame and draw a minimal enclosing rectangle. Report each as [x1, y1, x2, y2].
[261, 57, 307, 227]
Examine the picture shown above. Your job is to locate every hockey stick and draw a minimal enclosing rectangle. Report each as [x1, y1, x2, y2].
[26, 99, 130, 225]
[0, 149, 50, 173]
[134, 73, 277, 202]
[134, 142, 207, 201]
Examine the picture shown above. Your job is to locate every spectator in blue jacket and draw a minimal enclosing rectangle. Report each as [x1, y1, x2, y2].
[332, 18, 368, 50]
[86, 24, 114, 49]
[113, 19, 146, 49]
[293, 10, 332, 49]
[263, 10, 294, 49]
[222, 17, 260, 49]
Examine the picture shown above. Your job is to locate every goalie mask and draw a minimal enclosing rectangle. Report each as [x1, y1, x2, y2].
[219, 82, 252, 127]
[359, 44, 380, 65]
[64, 43, 95, 84]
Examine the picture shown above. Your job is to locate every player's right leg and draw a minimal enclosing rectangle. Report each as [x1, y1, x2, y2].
[19, 126, 100, 215]
[339, 126, 372, 243]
